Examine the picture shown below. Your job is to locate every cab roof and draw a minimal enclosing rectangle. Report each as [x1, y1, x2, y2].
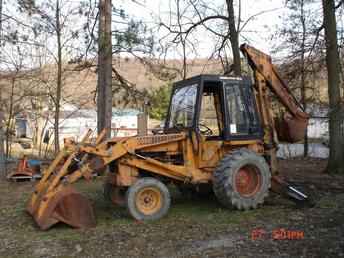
[173, 74, 250, 88]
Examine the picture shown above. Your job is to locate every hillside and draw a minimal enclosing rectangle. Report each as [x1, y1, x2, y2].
[63, 57, 224, 108]
[0, 56, 330, 115]
[65, 56, 331, 110]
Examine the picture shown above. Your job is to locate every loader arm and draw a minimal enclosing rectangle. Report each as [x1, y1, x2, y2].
[240, 44, 309, 143]
[26, 130, 191, 230]
[26, 129, 110, 230]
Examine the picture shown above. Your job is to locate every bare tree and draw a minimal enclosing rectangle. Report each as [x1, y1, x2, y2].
[0, 0, 4, 176]
[77, 0, 164, 122]
[160, 0, 280, 77]
[0, 43, 40, 158]
[299, 0, 308, 157]
[18, 0, 87, 152]
[322, 0, 344, 174]
[225, 0, 240, 75]
[54, 0, 63, 152]
[160, 0, 242, 76]
[0, 0, 3, 40]
[0, 106, 5, 177]
[277, 0, 319, 157]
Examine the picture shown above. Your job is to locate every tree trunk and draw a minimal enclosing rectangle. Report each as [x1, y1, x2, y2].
[176, 0, 186, 79]
[0, 0, 3, 176]
[0, 110, 5, 177]
[0, 0, 3, 41]
[54, 0, 62, 153]
[322, 0, 344, 174]
[97, 0, 112, 138]
[300, 0, 308, 157]
[5, 77, 15, 158]
[226, 0, 241, 76]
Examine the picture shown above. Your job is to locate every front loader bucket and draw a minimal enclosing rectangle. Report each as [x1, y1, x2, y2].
[26, 129, 109, 230]
[276, 113, 308, 143]
[27, 185, 96, 230]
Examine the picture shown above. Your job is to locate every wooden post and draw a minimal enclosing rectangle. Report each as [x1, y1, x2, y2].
[137, 101, 149, 136]
[137, 113, 148, 136]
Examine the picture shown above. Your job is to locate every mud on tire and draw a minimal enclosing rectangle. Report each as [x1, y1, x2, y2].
[213, 148, 271, 210]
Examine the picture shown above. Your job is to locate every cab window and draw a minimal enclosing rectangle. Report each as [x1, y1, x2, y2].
[199, 82, 224, 138]
[225, 83, 250, 134]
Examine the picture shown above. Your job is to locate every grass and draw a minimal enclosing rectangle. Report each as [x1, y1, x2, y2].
[0, 177, 290, 233]
[317, 195, 340, 209]
[1, 170, 343, 258]
[0, 158, 344, 257]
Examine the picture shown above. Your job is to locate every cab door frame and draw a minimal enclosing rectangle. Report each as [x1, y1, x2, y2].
[222, 77, 263, 141]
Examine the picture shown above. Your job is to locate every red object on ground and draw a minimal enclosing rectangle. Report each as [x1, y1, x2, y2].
[7, 156, 40, 179]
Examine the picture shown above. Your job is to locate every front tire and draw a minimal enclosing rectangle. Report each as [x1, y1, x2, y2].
[126, 177, 171, 221]
[213, 148, 271, 210]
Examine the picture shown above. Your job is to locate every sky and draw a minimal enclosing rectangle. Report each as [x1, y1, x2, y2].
[119, 0, 287, 58]
[1, 0, 333, 69]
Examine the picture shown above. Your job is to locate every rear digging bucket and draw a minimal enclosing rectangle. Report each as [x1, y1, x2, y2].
[276, 113, 308, 143]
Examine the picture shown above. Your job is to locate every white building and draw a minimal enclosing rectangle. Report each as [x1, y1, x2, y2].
[41, 105, 141, 146]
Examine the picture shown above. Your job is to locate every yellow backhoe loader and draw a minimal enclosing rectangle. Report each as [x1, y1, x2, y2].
[27, 44, 310, 230]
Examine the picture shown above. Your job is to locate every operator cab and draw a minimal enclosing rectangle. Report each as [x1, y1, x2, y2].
[165, 74, 262, 140]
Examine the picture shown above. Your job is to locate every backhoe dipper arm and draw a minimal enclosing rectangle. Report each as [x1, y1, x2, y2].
[240, 44, 313, 206]
[240, 44, 309, 143]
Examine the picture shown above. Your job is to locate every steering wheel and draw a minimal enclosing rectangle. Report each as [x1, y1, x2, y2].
[198, 123, 213, 136]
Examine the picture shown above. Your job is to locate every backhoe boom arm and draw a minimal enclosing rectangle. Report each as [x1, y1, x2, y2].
[240, 44, 309, 143]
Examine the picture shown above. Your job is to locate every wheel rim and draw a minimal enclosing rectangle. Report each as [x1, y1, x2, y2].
[235, 165, 262, 197]
[135, 187, 162, 215]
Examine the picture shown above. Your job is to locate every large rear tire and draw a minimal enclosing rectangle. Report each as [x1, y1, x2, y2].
[213, 148, 271, 210]
[126, 177, 171, 221]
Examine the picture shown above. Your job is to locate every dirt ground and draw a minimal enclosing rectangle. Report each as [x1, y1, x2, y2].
[0, 158, 344, 258]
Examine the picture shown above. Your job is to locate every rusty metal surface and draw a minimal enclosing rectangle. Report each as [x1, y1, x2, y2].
[275, 113, 308, 143]
[26, 130, 99, 230]
[27, 185, 95, 230]
[240, 44, 308, 120]
[136, 133, 184, 146]
[7, 157, 40, 179]
[240, 43, 309, 144]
